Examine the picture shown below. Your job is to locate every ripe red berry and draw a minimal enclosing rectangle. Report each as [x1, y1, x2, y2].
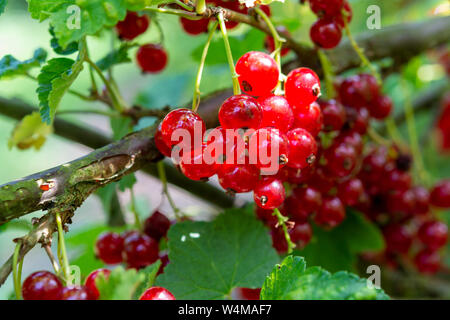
[386, 168, 412, 191]
[279, 165, 314, 184]
[334, 1, 353, 27]
[289, 222, 313, 248]
[309, 0, 344, 17]
[293, 102, 323, 137]
[345, 107, 370, 135]
[369, 95, 392, 119]
[338, 74, 380, 109]
[314, 196, 346, 228]
[95, 232, 124, 265]
[136, 43, 168, 73]
[283, 186, 322, 223]
[254, 178, 286, 210]
[160, 108, 205, 149]
[412, 186, 430, 215]
[386, 189, 415, 216]
[123, 233, 159, 269]
[258, 95, 294, 132]
[22, 271, 63, 300]
[414, 249, 441, 274]
[140, 286, 175, 300]
[286, 128, 318, 169]
[61, 286, 93, 300]
[85, 268, 110, 300]
[310, 18, 342, 49]
[180, 17, 209, 35]
[236, 287, 261, 300]
[418, 220, 448, 250]
[319, 99, 346, 132]
[255, 206, 278, 227]
[309, 166, 335, 193]
[249, 127, 289, 172]
[337, 178, 364, 206]
[180, 144, 219, 180]
[157, 253, 170, 275]
[218, 163, 260, 193]
[213, 0, 247, 29]
[383, 224, 412, 254]
[324, 143, 357, 178]
[116, 11, 150, 41]
[219, 95, 262, 129]
[155, 123, 172, 157]
[335, 130, 363, 154]
[235, 51, 279, 96]
[285, 68, 321, 107]
[271, 227, 289, 253]
[430, 179, 450, 208]
[144, 211, 171, 241]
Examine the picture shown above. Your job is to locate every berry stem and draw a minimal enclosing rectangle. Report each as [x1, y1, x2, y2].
[12, 241, 22, 300]
[192, 21, 219, 112]
[55, 211, 70, 283]
[317, 49, 336, 98]
[44, 244, 61, 275]
[145, 6, 202, 20]
[130, 188, 142, 230]
[152, 17, 166, 44]
[56, 109, 121, 117]
[217, 11, 241, 95]
[343, 21, 381, 84]
[176, 0, 194, 11]
[385, 116, 404, 145]
[367, 127, 390, 146]
[273, 208, 296, 254]
[196, 0, 206, 14]
[402, 80, 429, 184]
[157, 161, 181, 220]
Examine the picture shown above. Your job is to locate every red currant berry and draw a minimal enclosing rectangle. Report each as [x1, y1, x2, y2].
[116, 11, 149, 41]
[61, 286, 93, 300]
[255, 206, 278, 227]
[289, 222, 313, 248]
[249, 127, 289, 172]
[160, 108, 205, 149]
[254, 178, 286, 210]
[85, 268, 111, 300]
[309, 0, 344, 17]
[271, 227, 289, 253]
[258, 95, 294, 132]
[418, 220, 448, 250]
[157, 253, 170, 275]
[144, 211, 171, 241]
[386, 189, 415, 216]
[236, 287, 261, 300]
[387, 168, 412, 191]
[218, 163, 260, 193]
[180, 144, 219, 180]
[123, 233, 159, 269]
[155, 123, 172, 157]
[319, 99, 346, 132]
[180, 17, 209, 35]
[283, 186, 322, 223]
[334, 1, 352, 27]
[140, 287, 175, 300]
[136, 44, 168, 73]
[293, 102, 323, 137]
[383, 224, 412, 254]
[335, 130, 363, 154]
[235, 51, 279, 96]
[414, 249, 441, 274]
[324, 143, 357, 178]
[286, 128, 318, 169]
[95, 232, 124, 265]
[219, 95, 262, 129]
[369, 95, 392, 120]
[279, 165, 314, 184]
[22, 271, 63, 300]
[345, 107, 370, 135]
[310, 18, 342, 49]
[285, 68, 321, 107]
[309, 166, 335, 193]
[430, 179, 450, 208]
[338, 74, 380, 109]
[337, 178, 364, 206]
[314, 196, 345, 228]
[412, 186, 430, 215]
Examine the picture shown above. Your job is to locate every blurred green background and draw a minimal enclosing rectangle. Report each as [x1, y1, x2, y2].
[0, 0, 448, 299]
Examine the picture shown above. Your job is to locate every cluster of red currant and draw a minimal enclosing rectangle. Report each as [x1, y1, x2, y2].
[307, 0, 352, 49]
[21, 269, 174, 300]
[115, 11, 168, 73]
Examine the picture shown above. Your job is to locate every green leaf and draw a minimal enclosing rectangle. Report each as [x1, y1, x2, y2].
[0, 0, 7, 15]
[8, 112, 53, 150]
[133, 261, 162, 299]
[50, 27, 78, 55]
[261, 256, 389, 300]
[156, 207, 279, 299]
[191, 29, 265, 66]
[295, 209, 385, 272]
[96, 267, 145, 300]
[96, 43, 132, 71]
[37, 45, 86, 124]
[118, 173, 137, 192]
[0, 48, 47, 80]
